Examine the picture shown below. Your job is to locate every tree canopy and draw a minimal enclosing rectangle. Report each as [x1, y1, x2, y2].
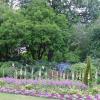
[0, 0, 100, 64]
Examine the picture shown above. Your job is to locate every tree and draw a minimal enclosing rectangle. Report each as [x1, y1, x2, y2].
[21, 0, 71, 61]
[48, 0, 100, 24]
[0, 0, 80, 63]
[0, 4, 26, 61]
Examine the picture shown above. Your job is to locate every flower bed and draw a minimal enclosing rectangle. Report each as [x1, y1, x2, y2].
[0, 87, 100, 100]
[1, 77, 87, 88]
[0, 77, 100, 100]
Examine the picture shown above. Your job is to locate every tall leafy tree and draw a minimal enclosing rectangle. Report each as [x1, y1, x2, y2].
[20, 0, 73, 61]
[0, 4, 26, 61]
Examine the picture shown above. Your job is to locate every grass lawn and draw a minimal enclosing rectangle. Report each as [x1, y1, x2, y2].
[0, 93, 57, 100]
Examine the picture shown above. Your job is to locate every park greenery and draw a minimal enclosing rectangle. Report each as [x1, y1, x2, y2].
[0, 0, 100, 99]
[0, 0, 100, 62]
[0, 0, 100, 80]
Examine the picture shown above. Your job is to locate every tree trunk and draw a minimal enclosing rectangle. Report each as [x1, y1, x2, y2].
[48, 49, 54, 61]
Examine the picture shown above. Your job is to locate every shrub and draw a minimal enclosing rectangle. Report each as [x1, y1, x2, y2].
[71, 57, 96, 85]
[71, 63, 86, 72]
[0, 61, 24, 69]
[0, 67, 15, 77]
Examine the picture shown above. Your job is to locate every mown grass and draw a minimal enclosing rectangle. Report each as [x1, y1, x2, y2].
[0, 93, 57, 100]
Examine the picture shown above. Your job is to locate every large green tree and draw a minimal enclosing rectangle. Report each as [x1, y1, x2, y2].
[21, 0, 73, 61]
[0, 4, 26, 61]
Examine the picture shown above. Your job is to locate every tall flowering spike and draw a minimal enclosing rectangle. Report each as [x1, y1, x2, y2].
[24, 68, 27, 79]
[3, 69, 5, 77]
[20, 67, 23, 79]
[45, 71, 48, 79]
[31, 68, 34, 79]
[15, 70, 18, 79]
[39, 69, 41, 79]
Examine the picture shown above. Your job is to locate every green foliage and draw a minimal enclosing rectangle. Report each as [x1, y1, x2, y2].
[89, 85, 100, 95]
[63, 52, 80, 63]
[0, 4, 26, 61]
[0, 0, 100, 67]
[0, 61, 23, 68]
[84, 56, 92, 85]
[97, 78, 100, 84]
[17, 70, 31, 79]
[25, 84, 34, 90]
[0, 80, 5, 87]
[0, 61, 15, 77]
[0, 0, 75, 62]
[21, 52, 33, 64]
[0, 67, 15, 77]
[0, 61, 24, 77]
[92, 58, 100, 70]
[20, 0, 72, 61]
[71, 58, 96, 84]
[71, 63, 86, 72]
[48, 0, 100, 24]
[90, 28, 100, 58]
